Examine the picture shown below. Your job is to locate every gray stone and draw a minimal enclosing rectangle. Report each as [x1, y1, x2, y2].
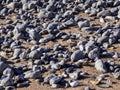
[71, 50, 85, 62]
[69, 71, 80, 80]
[19, 52, 28, 59]
[84, 86, 91, 90]
[51, 83, 61, 88]
[11, 48, 22, 59]
[1, 77, 14, 87]
[97, 10, 110, 17]
[97, 36, 109, 44]
[113, 71, 120, 79]
[29, 50, 42, 59]
[49, 76, 62, 85]
[28, 29, 41, 40]
[0, 62, 9, 75]
[51, 64, 61, 70]
[3, 68, 14, 78]
[17, 81, 30, 88]
[24, 70, 42, 79]
[88, 48, 99, 59]
[69, 80, 79, 87]
[44, 74, 56, 84]
[78, 20, 90, 29]
[95, 59, 108, 72]
[98, 84, 110, 88]
[96, 74, 106, 82]
[5, 86, 15, 90]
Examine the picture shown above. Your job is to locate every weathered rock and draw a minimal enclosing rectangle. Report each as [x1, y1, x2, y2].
[69, 80, 79, 87]
[95, 59, 108, 72]
[24, 70, 42, 79]
[1, 77, 14, 87]
[17, 81, 30, 88]
[0, 62, 9, 75]
[49, 76, 62, 85]
[78, 20, 90, 29]
[71, 50, 85, 62]
[29, 50, 42, 59]
[3, 67, 14, 78]
[11, 48, 22, 59]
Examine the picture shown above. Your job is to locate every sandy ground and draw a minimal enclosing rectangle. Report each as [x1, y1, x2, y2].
[1, 9, 120, 90]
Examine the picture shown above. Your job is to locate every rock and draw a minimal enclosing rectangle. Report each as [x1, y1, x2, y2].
[24, 70, 42, 79]
[5, 86, 15, 90]
[3, 67, 14, 78]
[17, 81, 30, 88]
[1, 77, 14, 87]
[47, 22, 58, 30]
[51, 64, 61, 70]
[69, 80, 79, 87]
[113, 71, 120, 79]
[78, 20, 90, 29]
[0, 62, 9, 75]
[97, 36, 109, 44]
[95, 59, 108, 72]
[96, 74, 106, 82]
[49, 76, 62, 85]
[19, 52, 28, 59]
[28, 29, 41, 40]
[98, 84, 110, 88]
[84, 86, 91, 90]
[44, 74, 56, 84]
[88, 48, 100, 59]
[71, 50, 85, 62]
[11, 48, 22, 59]
[51, 83, 61, 88]
[69, 71, 80, 80]
[97, 10, 110, 17]
[29, 50, 42, 59]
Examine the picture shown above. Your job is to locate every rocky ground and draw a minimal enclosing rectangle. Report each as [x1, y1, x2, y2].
[1, 0, 120, 90]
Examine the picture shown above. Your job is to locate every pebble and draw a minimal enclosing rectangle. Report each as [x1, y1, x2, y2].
[71, 50, 85, 62]
[69, 80, 79, 87]
[17, 81, 30, 88]
[95, 59, 108, 72]
[0, 0, 120, 89]
[78, 20, 90, 29]
[1, 77, 14, 87]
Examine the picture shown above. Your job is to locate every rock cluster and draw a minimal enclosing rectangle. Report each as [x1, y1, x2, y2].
[0, 0, 120, 89]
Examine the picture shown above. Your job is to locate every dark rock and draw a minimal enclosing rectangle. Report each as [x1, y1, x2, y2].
[71, 50, 85, 62]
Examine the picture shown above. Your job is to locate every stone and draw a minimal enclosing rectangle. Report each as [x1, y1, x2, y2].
[98, 84, 110, 88]
[69, 80, 79, 87]
[71, 50, 85, 62]
[113, 71, 120, 79]
[3, 68, 14, 78]
[29, 50, 42, 59]
[69, 71, 80, 80]
[44, 74, 56, 84]
[28, 29, 41, 40]
[97, 10, 110, 17]
[95, 59, 108, 72]
[84, 86, 91, 90]
[1, 77, 14, 87]
[5, 86, 15, 90]
[49, 76, 62, 85]
[11, 48, 22, 59]
[24, 70, 42, 79]
[0, 62, 9, 75]
[88, 48, 100, 59]
[17, 81, 30, 88]
[97, 36, 109, 44]
[19, 52, 28, 59]
[78, 20, 90, 29]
